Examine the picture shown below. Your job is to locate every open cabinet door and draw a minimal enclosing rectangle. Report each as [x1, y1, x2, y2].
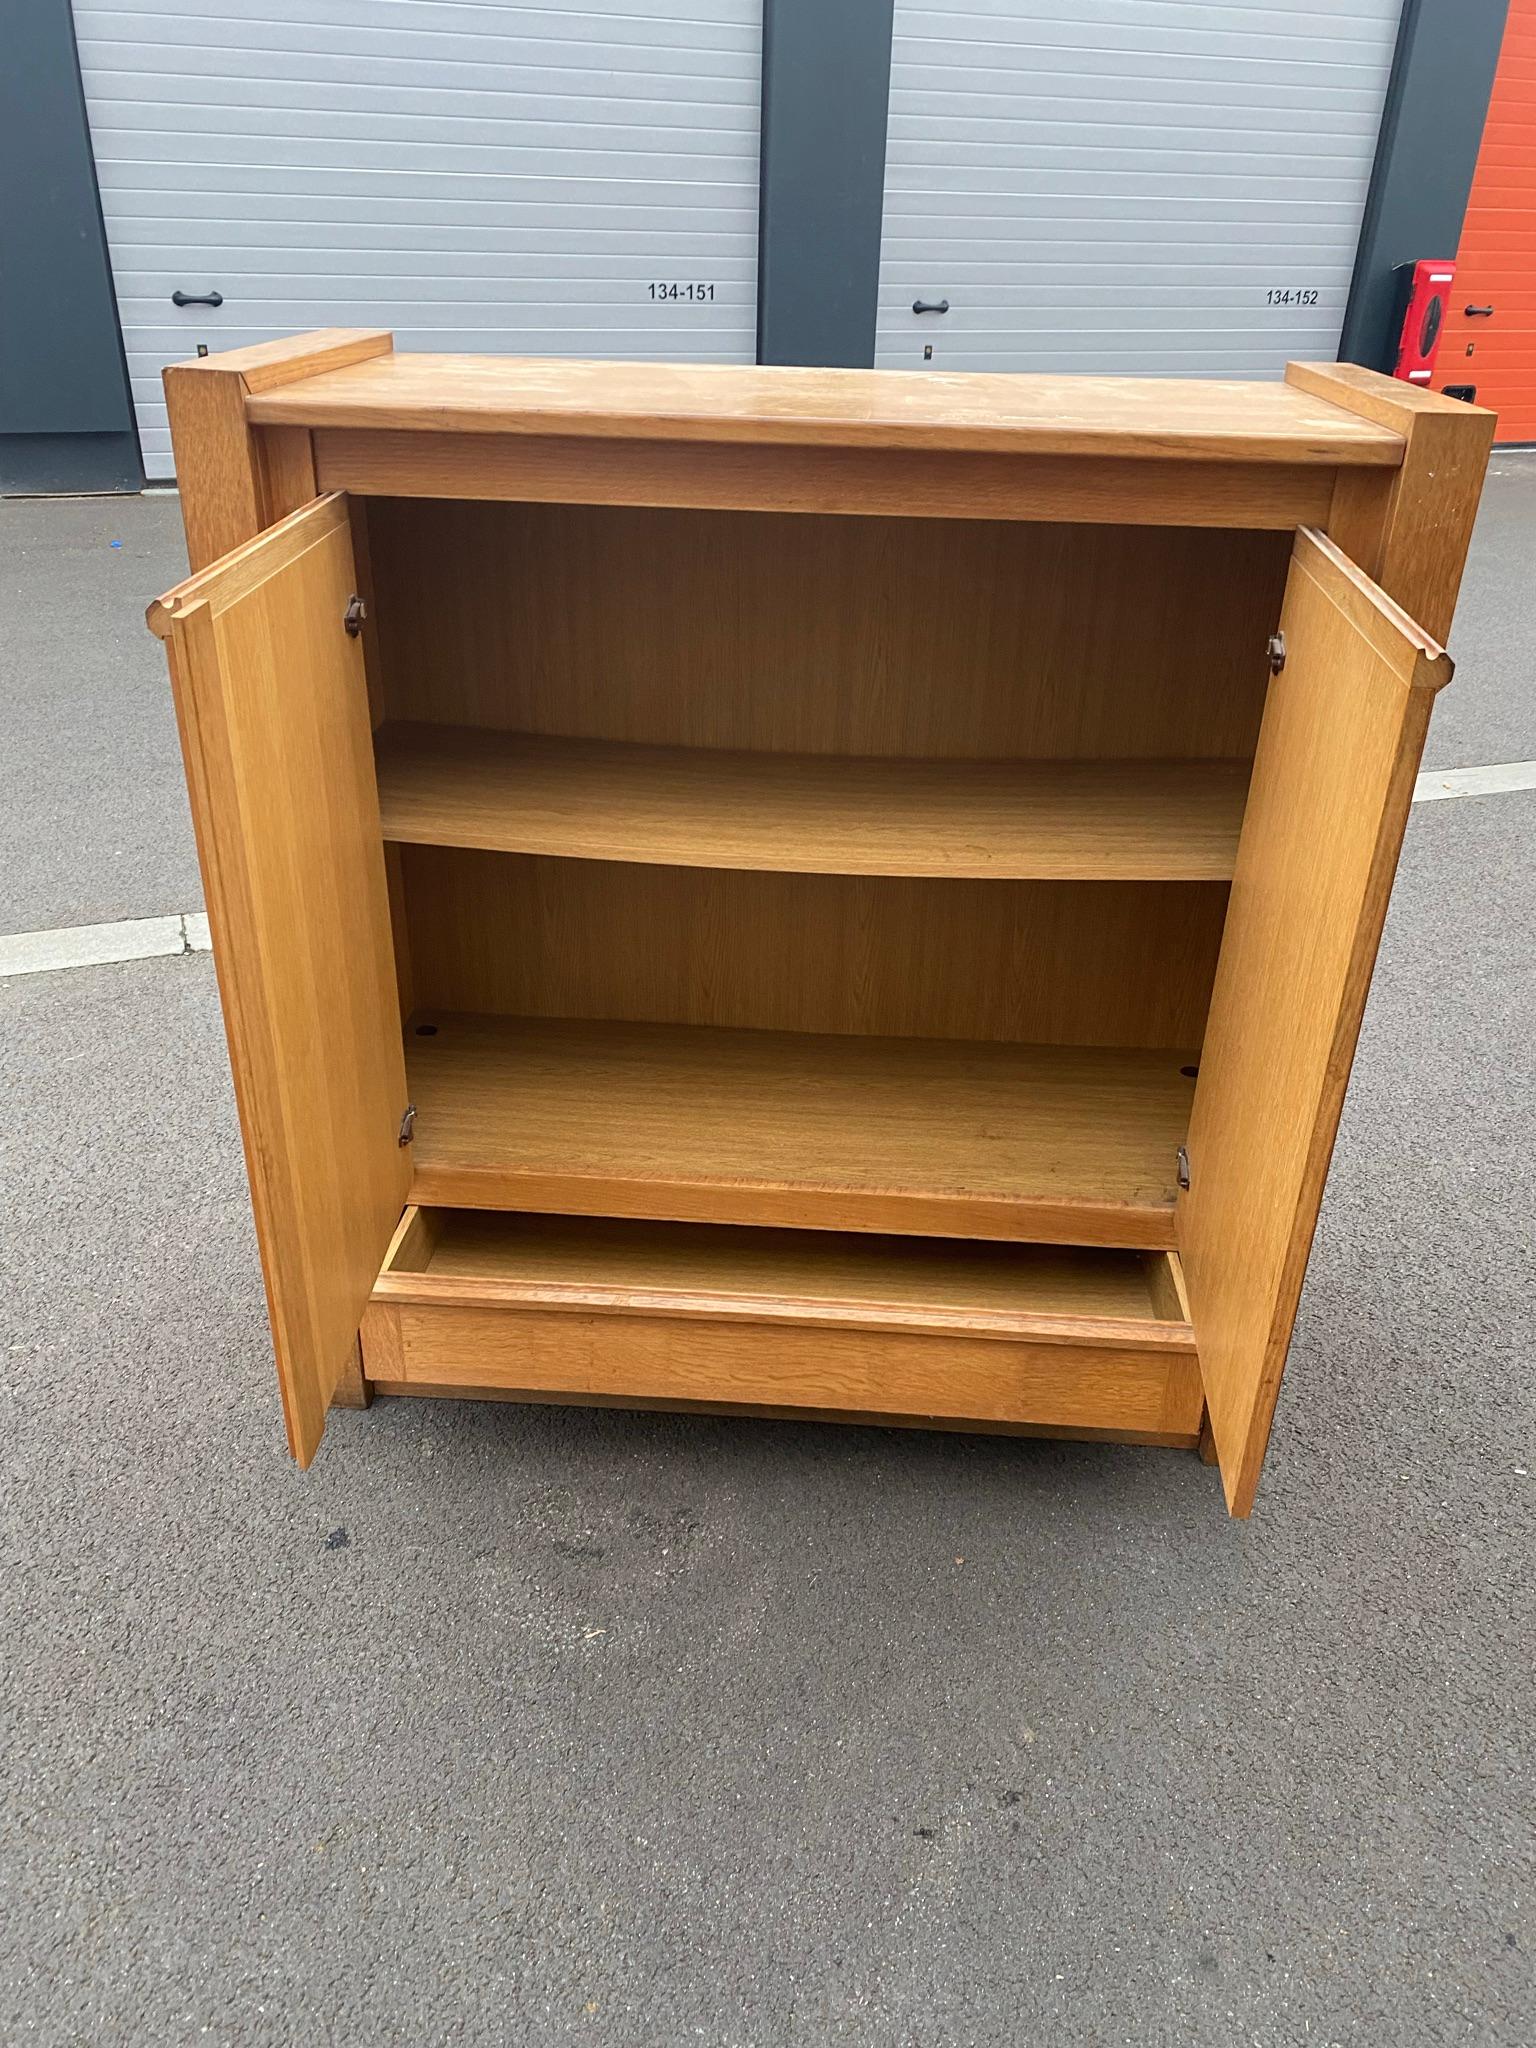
[149, 494, 410, 1464]
[1180, 528, 1451, 1516]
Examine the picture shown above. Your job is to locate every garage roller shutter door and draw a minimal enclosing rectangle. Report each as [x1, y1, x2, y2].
[876, 0, 1405, 377]
[74, 0, 761, 477]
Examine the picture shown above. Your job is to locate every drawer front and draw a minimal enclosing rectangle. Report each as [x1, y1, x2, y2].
[361, 1208, 1204, 1445]
[362, 1301, 1203, 1444]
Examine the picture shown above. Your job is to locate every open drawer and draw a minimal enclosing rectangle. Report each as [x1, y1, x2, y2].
[359, 1208, 1205, 1443]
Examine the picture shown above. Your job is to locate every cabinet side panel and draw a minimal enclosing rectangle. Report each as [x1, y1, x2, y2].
[164, 367, 265, 572]
[1286, 364, 1493, 642]
[256, 427, 319, 525]
[164, 332, 392, 570]
[1179, 530, 1448, 1515]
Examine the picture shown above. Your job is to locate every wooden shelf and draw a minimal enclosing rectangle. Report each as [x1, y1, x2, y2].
[376, 724, 1249, 881]
[245, 352, 1405, 466]
[404, 1013, 1196, 1248]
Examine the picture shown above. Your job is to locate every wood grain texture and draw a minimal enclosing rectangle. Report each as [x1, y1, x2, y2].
[1284, 359, 1492, 427]
[404, 1013, 1196, 1248]
[195, 327, 394, 393]
[376, 1207, 1194, 1350]
[376, 725, 1249, 881]
[382, 843, 415, 1023]
[148, 496, 410, 1466]
[400, 849, 1228, 1051]
[1325, 464, 1395, 577]
[381, 1203, 441, 1273]
[369, 502, 1288, 761]
[358, 1303, 404, 1383]
[148, 491, 353, 634]
[344, 498, 387, 729]
[248, 352, 1401, 462]
[329, 1340, 373, 1410]
[1145, 1249, 1189, 1324]
[164, 332, 391, 570]
[379, 1303, 1204, 1435]
[317, 430, 1338, 529]
[1180, 528, 1451, 1516]
[255, 426, 317, 525]
[163, 366, 265, 572]
[1286, 362, 1493, 641]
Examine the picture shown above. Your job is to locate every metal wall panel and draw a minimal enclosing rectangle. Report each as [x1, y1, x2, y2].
[1432, 0, 1536, 438]
[73, 0, 761, 475]
[876, 0, 1405, 376]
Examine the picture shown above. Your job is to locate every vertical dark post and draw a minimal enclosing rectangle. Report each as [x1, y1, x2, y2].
[757, 0, 897, 368]
[0, 0, 142, 492]
[1339, 0, 1509, 372]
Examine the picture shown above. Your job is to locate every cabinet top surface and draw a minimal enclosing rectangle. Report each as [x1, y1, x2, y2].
[242, 351, 1408, 465]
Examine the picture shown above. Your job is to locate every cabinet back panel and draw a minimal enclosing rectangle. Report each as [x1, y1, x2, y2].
[368, 501, 1287, 760]
[400, 847, 1226, 1050]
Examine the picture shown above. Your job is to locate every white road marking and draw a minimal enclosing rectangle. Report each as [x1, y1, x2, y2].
[0, 911, 211, 979]
[0, 759, 1531, 980]
[1412, 759, 1536, 803]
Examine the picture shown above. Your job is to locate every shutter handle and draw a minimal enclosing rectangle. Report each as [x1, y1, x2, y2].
[912, 298, 950, 315]
[171, 289, 224, 308]
[1463, 304, 1494, 317]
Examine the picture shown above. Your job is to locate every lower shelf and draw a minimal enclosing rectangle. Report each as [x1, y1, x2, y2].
[361, 1207, 1204, 1442]
[404, 1012, 1197, 1248]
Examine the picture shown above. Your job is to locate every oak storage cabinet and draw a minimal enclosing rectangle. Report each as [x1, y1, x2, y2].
[149, 333, 1491, 1515]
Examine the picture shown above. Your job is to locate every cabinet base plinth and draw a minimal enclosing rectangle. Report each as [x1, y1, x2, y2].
[365, 1378, 1201, 1449]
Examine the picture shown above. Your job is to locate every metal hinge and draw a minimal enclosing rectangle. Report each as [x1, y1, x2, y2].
[1267, 632, 1286, 675]
[398, 1103, 417, 1147]
[1176, 1144, 1190, 1192]
[344, 594, 368, 638]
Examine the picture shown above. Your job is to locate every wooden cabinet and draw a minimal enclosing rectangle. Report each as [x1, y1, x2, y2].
[149, 330, 1492, 1514]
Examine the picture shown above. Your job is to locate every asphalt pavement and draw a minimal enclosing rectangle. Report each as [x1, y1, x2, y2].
[1, 472, 1532, 2046]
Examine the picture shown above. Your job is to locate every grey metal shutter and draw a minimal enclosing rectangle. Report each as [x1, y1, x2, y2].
[73, 0, 761, 477]
[876, 0, 1404, 376]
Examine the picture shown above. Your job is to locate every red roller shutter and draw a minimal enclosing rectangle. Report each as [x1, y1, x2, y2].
[1436, 0, 1536, 441]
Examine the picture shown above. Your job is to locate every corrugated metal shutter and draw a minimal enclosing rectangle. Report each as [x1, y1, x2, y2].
[875, 0, 1404, 377]
[73, 0, 761, 477]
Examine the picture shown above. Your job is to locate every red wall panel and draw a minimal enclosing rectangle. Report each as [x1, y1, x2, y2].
[1436, 0, 1536, 441]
